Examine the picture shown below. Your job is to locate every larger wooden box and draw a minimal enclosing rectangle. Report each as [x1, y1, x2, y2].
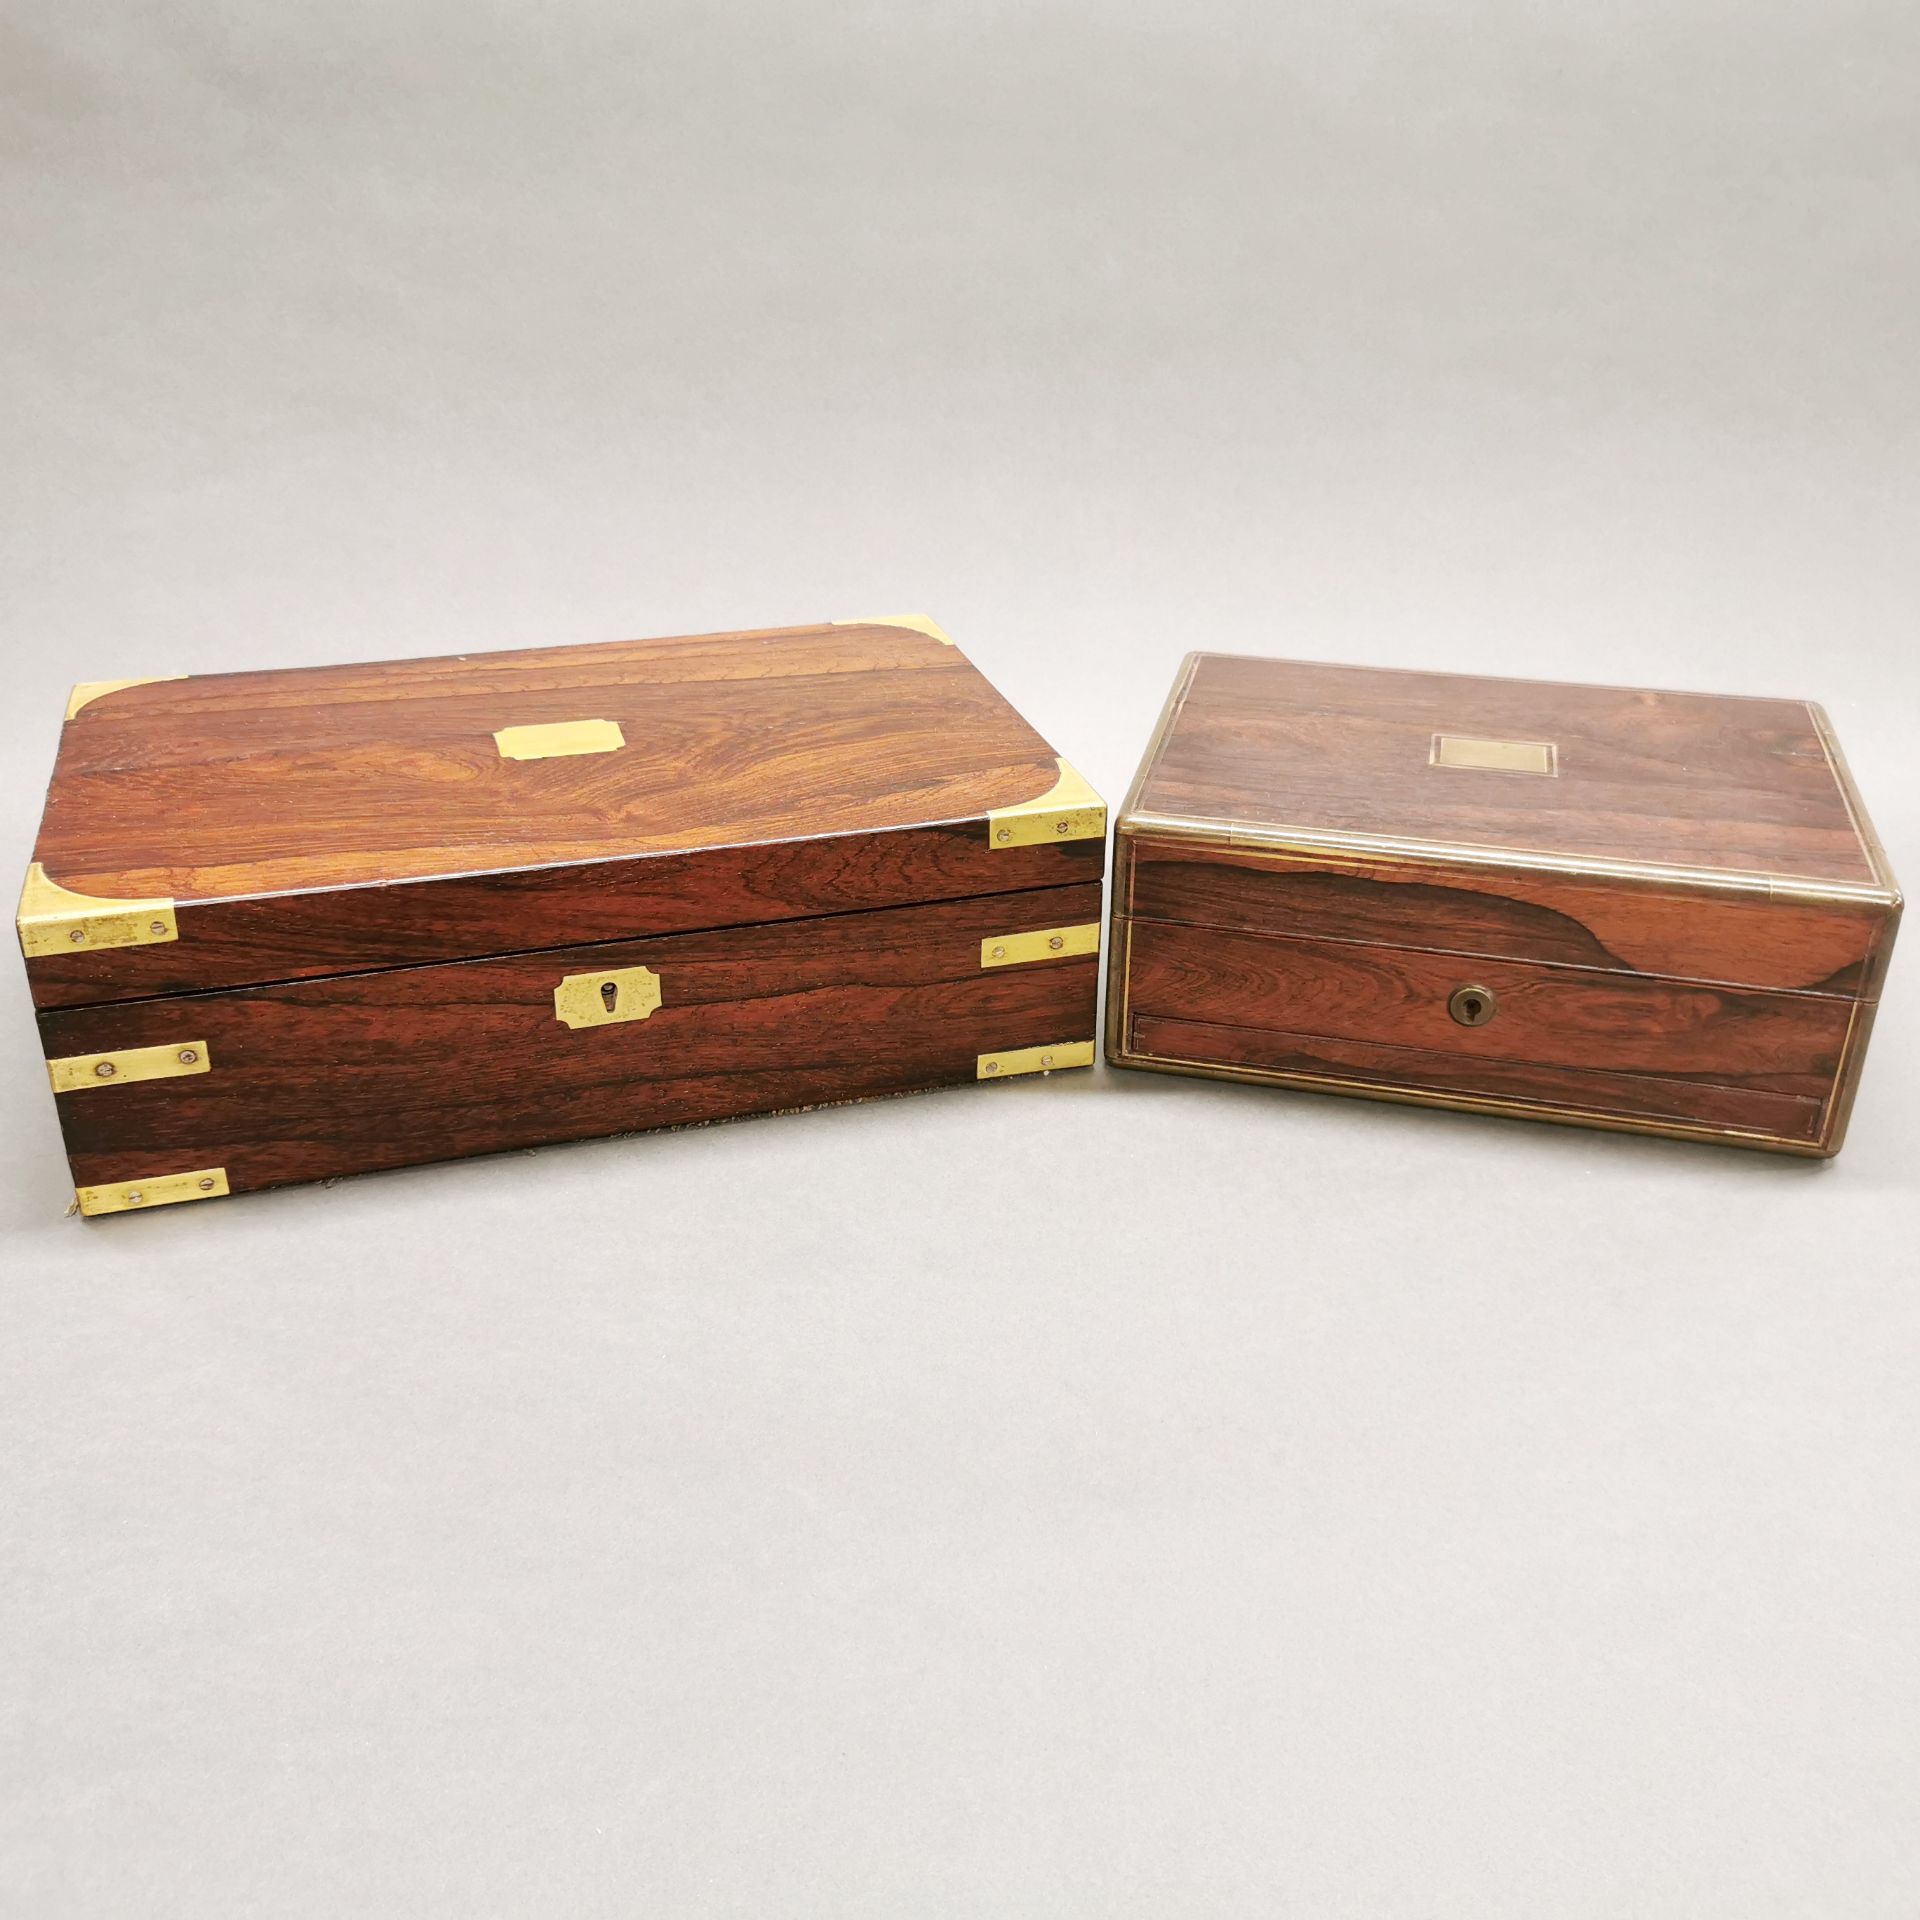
[1107, 653, 1900, 1155]
[20, 618, 1106, 1214]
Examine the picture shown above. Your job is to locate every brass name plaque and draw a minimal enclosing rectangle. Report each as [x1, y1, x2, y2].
[1430, 733, 1558, 776]
[494, 718, 626, 761]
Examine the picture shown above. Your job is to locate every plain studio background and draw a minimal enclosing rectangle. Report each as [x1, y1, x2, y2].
[2, 4, 1916, 1914]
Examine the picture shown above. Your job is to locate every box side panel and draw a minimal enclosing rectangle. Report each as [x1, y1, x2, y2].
[36, 882, 1102, 1210]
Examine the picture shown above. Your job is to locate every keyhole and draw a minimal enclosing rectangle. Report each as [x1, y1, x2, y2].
[601, 980, 619, 1012]
[1448, 984, 1497, 1028]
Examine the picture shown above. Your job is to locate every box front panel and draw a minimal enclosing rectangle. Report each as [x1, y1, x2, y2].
[38, 883, 1102, 1211]
[1109, 904, 1858, 1153]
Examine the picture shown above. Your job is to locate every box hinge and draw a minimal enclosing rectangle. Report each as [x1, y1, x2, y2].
[75, 1166, 229, 1217]
[987, 759, 1107, 849]
[977, 1039, 1096, 1080]
[17, 863, 178, 959]
[48, 1040, 212, 1095]
[980, 923, 1100, 969]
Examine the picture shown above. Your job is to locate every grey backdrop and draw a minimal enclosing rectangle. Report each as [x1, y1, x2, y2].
[3, 4, 1916, 1914]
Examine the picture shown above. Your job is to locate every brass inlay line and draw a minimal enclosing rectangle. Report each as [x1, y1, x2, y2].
[977, 1039, 1095, 1080]
[1120, 811, 1896, 907]
[75, 1167, 230, 1216]
[49, 1039, 211, 1095]
[494, 718, 626, 761]
[17, 864, 178, 959]
[980, 923, 1100, 969]
[988, 759, 1107, 849]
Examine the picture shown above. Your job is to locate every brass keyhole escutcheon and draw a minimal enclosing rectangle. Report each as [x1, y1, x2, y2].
[1449, 984, 1498, 1028]
[601, 980, 619, 1012]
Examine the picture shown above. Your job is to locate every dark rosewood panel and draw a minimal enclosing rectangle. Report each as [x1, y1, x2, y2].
[1119, 919, 1852, 1099]
[1126, 1015, 1827, 1148]
[41, 883, 1102, 1203]
[27, 824, 1103, 1012]
[25, 620, 1102, 1008]
[1135, 654, 1882, 886]
[1121, 837, 1887, 999]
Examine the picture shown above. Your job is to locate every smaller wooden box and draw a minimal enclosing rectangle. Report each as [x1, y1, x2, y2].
[20, 617, 1105, 1214]
[1107, 654, 1900, 1155]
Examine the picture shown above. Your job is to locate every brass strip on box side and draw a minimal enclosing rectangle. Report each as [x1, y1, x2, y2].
[64, 676, 186, 721]
[1430, 733, 1558, 776]
[75, 1166, 230, 1216]
[831, 614, 956, 646]
[493, 718, 626, 761]
[988, 759, 1107, 849]
[976, 1039, 1095, 1080]
[17, 864, 178, 959]
[49, 1040, 211, 1095]
[554, 964, 662, 1029]
[1104, 1045, 1828, 1155]
[979, 922, 1101, 969]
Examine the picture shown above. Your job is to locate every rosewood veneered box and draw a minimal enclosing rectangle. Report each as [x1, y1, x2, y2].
[19, 617, 1105, 1214]
[1107, 653, 1899, 1154]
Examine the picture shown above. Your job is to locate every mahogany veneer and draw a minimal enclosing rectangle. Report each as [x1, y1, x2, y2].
[1107, 653, 1900, 1155]
[19, 618, 1106, 1212]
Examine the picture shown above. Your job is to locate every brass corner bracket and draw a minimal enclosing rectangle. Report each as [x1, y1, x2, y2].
[17, 864, 178, 959]
[75, 1166, 229, 1217]
[833, 614, 955, 646]
[987, 759, 1107, 849]
[48, 1039, 212, 1096]
[977, 1039, 1096, 1080]
[980, 923, 1101, 969]
[64, 676, 185, 722]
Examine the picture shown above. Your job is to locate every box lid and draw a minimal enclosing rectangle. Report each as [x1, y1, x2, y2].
[19, 618, 1106, 1010]
[1128, 653, 1897, 899]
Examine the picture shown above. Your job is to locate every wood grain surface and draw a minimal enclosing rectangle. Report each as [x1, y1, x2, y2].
[1133, 653, 1889, 886]
[40, 882, 1102, 1204]
[1122, 839, 1891, 998]
[23, 620, 1099, 1008]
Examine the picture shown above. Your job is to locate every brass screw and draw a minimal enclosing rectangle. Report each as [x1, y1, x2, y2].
[150, 921, 167, 936]
[197, 1178, 215, 1191]
[1054, 820, 1070, 835]
[70, 928, 86, 943]
[995, 827, 1011, 843]
[178, 1048, 198, 1064]
[1041, 1053, 1055, 1067]
[95, 1061, 116, 1078]
[125, 1190, 144, 1205]
[984, 1061, 999, 1074]
[1048, 935, 1064, 950]
[991, 945, 1006, 959]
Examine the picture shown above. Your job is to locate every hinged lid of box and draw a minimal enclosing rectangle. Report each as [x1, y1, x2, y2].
[20, 617, 1106, 1011]
[1121, 653, 1899, 998]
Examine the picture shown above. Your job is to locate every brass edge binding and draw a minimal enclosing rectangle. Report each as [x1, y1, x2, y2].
[1120, 810, 1898, 908]
[48, 1040, 211, 1095]
[65, 675, 185, 722]
[17, 864, 179, 959]
[979, 923, 1100, 969]
[832, 614, 956, 646]
[977, 1040, 1096, 1080]
[75, 1166, 230, 1216]
[987, 759, 1107, 849]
